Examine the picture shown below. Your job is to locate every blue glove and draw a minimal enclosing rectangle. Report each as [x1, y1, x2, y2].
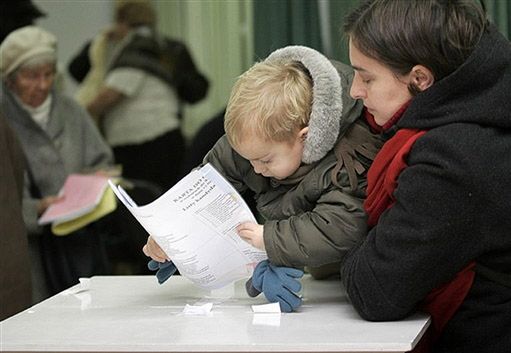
[246, 260, 304, 312]
[147, 260, 177, 284]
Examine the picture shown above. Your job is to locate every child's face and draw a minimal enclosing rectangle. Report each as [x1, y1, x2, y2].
[234, 128, 307, 180]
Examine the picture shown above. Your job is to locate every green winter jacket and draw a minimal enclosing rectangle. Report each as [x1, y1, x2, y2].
[204, 46, 382, 271]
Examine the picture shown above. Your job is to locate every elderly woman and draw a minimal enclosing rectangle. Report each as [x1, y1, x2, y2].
[0, 26, 114, 303]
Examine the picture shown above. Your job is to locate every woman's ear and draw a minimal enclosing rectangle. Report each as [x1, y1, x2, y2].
[410, 65, 434, 91]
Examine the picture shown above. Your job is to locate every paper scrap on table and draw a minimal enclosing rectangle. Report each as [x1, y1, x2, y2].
[183, 302, 213, 315]
[62, 277, 91, 295]
[252, 313, 281, 327]
[76, 292, 92, 310]
[59, 278, 92, 310]
[251, 302, 281, 313]
[78, 278, 91, 290]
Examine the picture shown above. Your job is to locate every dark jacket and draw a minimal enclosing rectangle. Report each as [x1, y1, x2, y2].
[0, 112, 32, 319]
[109, 27, 209, 105]
[341, 25, 511, 353]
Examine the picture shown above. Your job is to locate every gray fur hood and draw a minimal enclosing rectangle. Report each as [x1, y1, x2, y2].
[266, 45, 362, 164]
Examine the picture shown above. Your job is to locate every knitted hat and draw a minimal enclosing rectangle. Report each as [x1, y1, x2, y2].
[0, 26, 57, 77]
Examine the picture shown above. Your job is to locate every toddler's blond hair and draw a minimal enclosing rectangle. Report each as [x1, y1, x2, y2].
[225, 60, 313, 149]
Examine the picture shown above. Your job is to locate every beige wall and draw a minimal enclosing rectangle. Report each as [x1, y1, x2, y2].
[34, 0, 113, 95]
[155, 0, 254, 139]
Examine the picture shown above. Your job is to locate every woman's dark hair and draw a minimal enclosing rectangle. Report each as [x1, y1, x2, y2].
[344, 0, 487, 92]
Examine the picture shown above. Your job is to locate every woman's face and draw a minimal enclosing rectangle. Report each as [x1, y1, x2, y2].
[10, 62, 55, 108]
[349, 40, 413, 126]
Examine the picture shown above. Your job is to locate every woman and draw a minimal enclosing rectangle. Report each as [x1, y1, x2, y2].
[340, 1, 511, 353]
[85, 0, 209, 191]
[0, 26, 114, 302]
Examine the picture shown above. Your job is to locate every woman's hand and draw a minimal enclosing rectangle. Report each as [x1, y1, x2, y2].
[236, 222, 265, 250]
[37, 195, 63, 215]
[142, 236, 169, 262]
[94, 165, 122, 178]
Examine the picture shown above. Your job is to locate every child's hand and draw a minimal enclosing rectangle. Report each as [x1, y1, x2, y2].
[147, 259, 177, 284]
[236, 222, 265, 250]
[142, 236, 169, 262]
[245, 260, 304, 312]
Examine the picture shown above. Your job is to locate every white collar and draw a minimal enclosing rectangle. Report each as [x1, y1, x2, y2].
[16, 94, 53, 129]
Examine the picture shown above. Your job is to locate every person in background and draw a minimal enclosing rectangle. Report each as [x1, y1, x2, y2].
[83, 0, 209, 191]
[0, 0, 45, 318]
[0, 0, 45, 43]
[0, 112, 32, 320]
[0, 26, 114, 303]
[340, 1, 511, 352]
[143, 45, 383, 312]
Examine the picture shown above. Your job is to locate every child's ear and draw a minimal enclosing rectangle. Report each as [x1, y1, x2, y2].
[298, 126, 309, 142]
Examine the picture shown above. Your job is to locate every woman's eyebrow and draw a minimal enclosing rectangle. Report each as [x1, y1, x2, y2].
[351, 65, 368, 72]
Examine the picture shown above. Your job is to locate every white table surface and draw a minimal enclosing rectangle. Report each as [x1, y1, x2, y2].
[0, 275, 430, 353]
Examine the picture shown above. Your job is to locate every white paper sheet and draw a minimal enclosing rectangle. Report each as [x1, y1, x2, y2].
[109, 164, 267, 289]
[251, 302, 281, 313]
[183, 302, 213, 315]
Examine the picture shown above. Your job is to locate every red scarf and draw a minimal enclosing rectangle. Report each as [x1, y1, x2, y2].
[363, 108, 475, 352]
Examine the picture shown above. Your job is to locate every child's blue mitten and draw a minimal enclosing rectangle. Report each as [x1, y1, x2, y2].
[245, 259, 304, 312]
[147, 259, 177, 284]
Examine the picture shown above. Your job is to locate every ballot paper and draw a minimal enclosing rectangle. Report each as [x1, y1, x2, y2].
[109, 163, 267, 289]
[38, 174, 111, 225]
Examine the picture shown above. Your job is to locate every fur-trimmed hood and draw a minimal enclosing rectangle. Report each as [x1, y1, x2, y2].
[265, 45, 362, 164]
